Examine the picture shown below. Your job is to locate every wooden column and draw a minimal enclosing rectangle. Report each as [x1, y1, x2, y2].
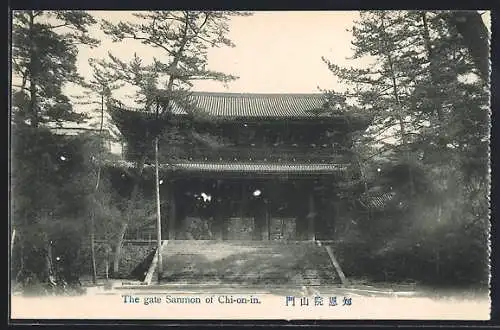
[168, 181, 176, 240]
[214, 180, 224, 241]
[154, 136, 162, 281]
[254, 200, 268, 240]
[214, 211, 224, 241]
[307, 192, 316, 241]
[264, 201, 270, 240]
[240, 180, 246, 219]
[221, 180, 229, 241]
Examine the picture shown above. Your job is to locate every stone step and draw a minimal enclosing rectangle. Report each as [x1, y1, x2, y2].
[159, 240, 338, 286]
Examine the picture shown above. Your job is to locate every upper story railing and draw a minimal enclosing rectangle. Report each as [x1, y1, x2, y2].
[179, 145, 354, 163]
[123, 142, 355, 165]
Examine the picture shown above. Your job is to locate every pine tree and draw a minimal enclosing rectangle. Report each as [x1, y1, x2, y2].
[321, 10, 490, 285]
[12, 10, 99, 127]
[73, 59, 124, 284]
[97, 11, 247, 280]
[11, 125, 102, 291]
[11, 10, 101, 291]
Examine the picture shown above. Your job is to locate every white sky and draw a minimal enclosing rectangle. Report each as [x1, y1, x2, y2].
[58, 10, 366, 132]
[27, 10, 491, 132]
[74, 11, 362, 99]
[71, 10, 491, 104]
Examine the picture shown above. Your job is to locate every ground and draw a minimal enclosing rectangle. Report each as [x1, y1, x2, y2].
[10, 240, 490, 320]
[10, 281, 490, 320]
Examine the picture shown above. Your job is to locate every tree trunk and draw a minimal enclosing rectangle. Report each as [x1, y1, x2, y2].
[111, 159, 144, 277]
[382, 14, 415, 197]
[105, 258, 109, 280]
[113, 222, 128, 275]
[421, 11, 444, 123]
[435, 249, 440, 277]
[155, 136, 163, 283]
[446, 11, 489, 82]
[90, 212, 97, 284]
[387, 57, 415, 196]
[168, 182, 176, 240]
[16, 240, 25, 283]
[46, 237, 53, 283]
[28, 11, 39, 128]
[11, 229, 16, 257]
[90, 93, 105, 284]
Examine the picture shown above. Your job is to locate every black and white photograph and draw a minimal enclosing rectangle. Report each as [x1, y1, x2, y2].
[9, 10, 491, 320]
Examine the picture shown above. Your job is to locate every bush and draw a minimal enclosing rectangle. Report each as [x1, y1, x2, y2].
[112, 243, 156, 280]
[333, 158, 489, 288]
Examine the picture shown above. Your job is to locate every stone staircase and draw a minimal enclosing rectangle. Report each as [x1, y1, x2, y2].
[155, 240, 340, 286]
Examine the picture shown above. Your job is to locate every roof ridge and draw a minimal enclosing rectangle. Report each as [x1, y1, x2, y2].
[190, 91, 325, 97]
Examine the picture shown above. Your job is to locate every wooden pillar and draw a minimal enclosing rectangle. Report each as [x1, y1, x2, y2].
[264, 201, 270, 240]
[221, 180, 229, 241]
[307, 192, 316, 241]
[221, 213, 228, 240]
[214, 180, 224, 240]
[240, 180, 246, 219]
[168, 181, 176, 240]
[214, 211, 224, 240]
[254, 200, 268, 240]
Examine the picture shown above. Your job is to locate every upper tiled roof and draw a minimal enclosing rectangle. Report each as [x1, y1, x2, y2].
[117, 92, 329, 119]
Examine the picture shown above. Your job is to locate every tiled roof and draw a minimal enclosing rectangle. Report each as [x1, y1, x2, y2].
[173, 162, 348, 174]
[116, 92, 328, 119]
[105, 159, 348, 174]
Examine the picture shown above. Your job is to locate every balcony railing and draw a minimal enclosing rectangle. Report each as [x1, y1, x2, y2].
[151, 145, 354, 164]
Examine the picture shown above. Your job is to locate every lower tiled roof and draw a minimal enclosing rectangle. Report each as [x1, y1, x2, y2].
[174, 162, 348, 174]
[105, 160, 348, 174]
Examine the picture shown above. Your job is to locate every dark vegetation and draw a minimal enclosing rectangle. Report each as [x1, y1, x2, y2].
[321, 11, 490, 288]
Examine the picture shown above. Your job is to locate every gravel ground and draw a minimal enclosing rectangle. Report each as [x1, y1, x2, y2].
[11, 281, 490, 320]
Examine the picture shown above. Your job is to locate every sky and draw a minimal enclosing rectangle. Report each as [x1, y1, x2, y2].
[75, 10, 491, 97]
[36, 10, 491, 132]
[74, 11, 362, 100]
[57, 11, 366, 132]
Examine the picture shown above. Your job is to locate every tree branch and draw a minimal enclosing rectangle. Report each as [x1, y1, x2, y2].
[13, 84, 30, 92]
[48, 23, 71, 29]
[124, 34, 175, 57]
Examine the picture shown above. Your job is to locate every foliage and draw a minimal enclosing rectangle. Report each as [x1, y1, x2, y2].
[12, 10, 100, 127]
[94, 10, 248, 170]
[10, 121, 158, 285]
[99, 11, 244, 113]
[11, 124, 100, 287]
[322, 10, 490, 287]
[90, 11, 245, 248]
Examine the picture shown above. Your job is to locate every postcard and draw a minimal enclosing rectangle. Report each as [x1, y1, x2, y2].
[10, 9, 491, 321]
